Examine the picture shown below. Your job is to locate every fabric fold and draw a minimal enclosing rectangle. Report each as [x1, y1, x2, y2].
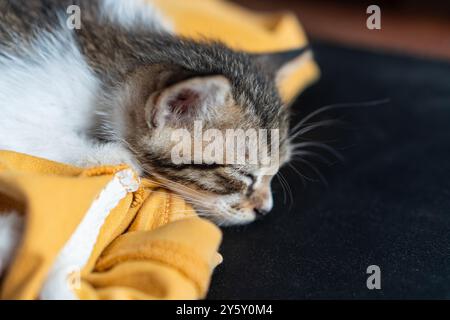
[0, 151, 222, 300]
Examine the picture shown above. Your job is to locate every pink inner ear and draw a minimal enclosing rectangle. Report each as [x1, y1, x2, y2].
[168, 88, 200, 114]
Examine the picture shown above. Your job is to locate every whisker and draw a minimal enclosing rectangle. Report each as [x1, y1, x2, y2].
[295, 158, 329, 187]
[278, 171, 294, 210]
[287, 162, 309, 185]
[290, 98, 390, 135]
[142, 177, 218, 211]
[290, 119, 344, 140]
[144, 189, 208, 204]
[291, 141, 345, 162]
[143, 169, 208, 198]
[172, 209, 222, 219]
[291, 150, 333, 165]
[275, 172, 288, 205]
[145, 190, 210, 207]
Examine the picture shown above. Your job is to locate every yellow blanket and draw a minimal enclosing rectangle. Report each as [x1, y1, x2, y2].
[0, 0, 319, 300]
[0, 151, 222, 299]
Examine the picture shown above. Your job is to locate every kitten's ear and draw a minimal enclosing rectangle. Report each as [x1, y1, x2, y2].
[147, 75, 231, 128]
[251, 46, 311, 85]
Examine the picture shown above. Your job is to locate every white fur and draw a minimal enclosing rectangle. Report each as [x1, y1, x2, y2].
[0, 1, 170, 170]
[0, 1, 171, 166]
[0, 211, 23, 276]
[100, 0, 173, 32]
[0, 27, 108, 166]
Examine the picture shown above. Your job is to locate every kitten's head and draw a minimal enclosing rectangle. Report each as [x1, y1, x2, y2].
[116, 39, 310, 225]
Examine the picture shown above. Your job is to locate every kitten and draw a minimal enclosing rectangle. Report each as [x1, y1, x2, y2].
[0, 0, 308, 231]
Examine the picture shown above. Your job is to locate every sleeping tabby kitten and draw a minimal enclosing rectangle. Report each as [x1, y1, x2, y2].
[0, 0, 309, 228]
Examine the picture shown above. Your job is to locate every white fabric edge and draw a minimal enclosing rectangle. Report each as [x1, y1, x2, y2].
[39, 169, 139, 300]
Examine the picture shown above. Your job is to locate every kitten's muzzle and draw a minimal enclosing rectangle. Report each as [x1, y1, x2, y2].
[250, 185, 274, 217]
[254, 208, 269, 218]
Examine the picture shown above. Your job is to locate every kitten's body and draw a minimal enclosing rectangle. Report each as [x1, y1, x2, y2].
[0, 0, 171, 167]
[0, 0, 305, 275]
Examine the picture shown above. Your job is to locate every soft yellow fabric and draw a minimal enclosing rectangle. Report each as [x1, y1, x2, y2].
[153, 0, 320, 102]
[0, 0, 318, 300]
[0, 151, 222, 300]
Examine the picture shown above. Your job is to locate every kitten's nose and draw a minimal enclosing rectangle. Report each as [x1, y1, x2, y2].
[251, 182, 273, 218]
[254, 208, 269, 217]
[253, 196, 273, 218]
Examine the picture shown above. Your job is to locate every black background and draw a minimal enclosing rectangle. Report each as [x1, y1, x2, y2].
[208, 41, 450, 299]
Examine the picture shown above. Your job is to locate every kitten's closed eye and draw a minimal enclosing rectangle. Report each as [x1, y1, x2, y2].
[242, 172, 257, 186]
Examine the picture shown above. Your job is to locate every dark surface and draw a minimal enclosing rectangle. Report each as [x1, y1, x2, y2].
[207, 41, 450, 299]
